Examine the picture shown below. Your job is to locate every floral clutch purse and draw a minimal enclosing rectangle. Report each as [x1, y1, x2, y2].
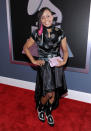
[49, 56, 63, 67]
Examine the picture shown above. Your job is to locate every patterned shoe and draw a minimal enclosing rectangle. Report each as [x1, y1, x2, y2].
[45, 101, 54, 126]
[37, 107, 45, 122]
[46, 114, 54, 126]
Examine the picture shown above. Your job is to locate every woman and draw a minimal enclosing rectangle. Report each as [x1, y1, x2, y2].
[23, 7, 68, 127]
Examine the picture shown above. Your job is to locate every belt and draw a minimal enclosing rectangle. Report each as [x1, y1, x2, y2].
[39, 54, 58, 61]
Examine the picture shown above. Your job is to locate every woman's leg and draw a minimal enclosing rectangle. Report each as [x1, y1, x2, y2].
[37, 94, 49, 122]
[40, 91, 55, 104]
[37, 91, 55, 126]
[44, 91, 55, 126]
[48, 91, 55, 104]
[41, 95, 49, 105]
[37, 97, 46, 122]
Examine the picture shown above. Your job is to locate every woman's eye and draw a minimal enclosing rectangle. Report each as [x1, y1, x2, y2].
[47, 15, 50, 18]
[41, 17, 45, 20]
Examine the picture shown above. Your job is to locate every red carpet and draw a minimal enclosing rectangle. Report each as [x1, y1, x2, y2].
[0, 83, 91, 131]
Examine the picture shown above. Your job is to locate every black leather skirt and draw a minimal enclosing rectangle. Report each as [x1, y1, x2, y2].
[34, 62, 68, 109]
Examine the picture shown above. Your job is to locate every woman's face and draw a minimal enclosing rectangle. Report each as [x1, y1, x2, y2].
[41, 9, 53, 27]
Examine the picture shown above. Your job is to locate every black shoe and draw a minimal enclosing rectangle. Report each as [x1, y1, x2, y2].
[37, 108, 45, 122]
[46, 114, 54, 126]
[45, 102, 54, 126]
[37, 103, 45, 122]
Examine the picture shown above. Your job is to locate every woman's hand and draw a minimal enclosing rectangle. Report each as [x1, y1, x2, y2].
[56, 59, 66, 67]
[32, 59, 45, 66]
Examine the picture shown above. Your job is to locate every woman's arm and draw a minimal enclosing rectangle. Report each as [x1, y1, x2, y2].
[57, 37, 68, 67]
[23, 37, 45, 66]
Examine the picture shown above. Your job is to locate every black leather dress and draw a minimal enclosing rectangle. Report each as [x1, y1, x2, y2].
[31, 26, 68, 109]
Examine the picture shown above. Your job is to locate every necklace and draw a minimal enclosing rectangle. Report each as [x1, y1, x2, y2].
[43, 25, 53, 30]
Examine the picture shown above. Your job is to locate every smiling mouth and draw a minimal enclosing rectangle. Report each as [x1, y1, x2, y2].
[45, 22, 51, 25]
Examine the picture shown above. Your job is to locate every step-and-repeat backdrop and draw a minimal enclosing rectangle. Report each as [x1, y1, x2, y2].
[6, 0, 91, 73]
